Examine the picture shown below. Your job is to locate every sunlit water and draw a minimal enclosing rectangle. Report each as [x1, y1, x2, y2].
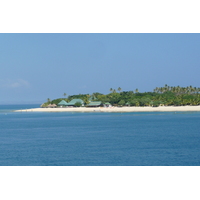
[0, 104, 200, 166]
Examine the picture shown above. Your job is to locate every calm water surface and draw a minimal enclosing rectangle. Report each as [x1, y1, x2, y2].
[0, 104, 200, 166]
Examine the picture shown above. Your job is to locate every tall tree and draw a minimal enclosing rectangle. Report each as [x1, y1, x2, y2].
[135, 88, 139, 93]
[47, 98, 51, 103]
[117, 87, 122, 93]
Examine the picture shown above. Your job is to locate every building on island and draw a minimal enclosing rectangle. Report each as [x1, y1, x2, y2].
[87, 101, 112, 107]
[66, 99, 84, 107]
[104, 102, 112, 107]
[57, 100, 68, 107]
[58, 99, 84, 107]
[57, 99, 112, 108]
[86, 101, 102, 107]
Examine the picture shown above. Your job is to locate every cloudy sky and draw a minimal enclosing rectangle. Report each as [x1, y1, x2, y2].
[0, 33, 200, 104]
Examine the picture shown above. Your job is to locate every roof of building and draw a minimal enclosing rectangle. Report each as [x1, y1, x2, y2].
[58, 100, 68, 106]
[87, 101, 102, 107]
[66, 99, 84, 106]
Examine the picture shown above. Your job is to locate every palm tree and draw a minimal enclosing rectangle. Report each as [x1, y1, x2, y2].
[109, 88, 113, 93]
[47, 98, 51, 103]
[198, 88, 200, 94]
[63, 93, 67, 98]
[117, 87, 122, 93]
[153, 87, 159, 93]
[189, 85, 193, 94]
[164, 84, 168, 92]
[177, 85, 181, 95]
[160, 87, 164, 94]
[172, 86, 176, 93]
[135, 88, 139, 93]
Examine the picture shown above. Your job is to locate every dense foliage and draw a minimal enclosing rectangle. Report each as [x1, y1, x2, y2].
[43, 85, 200, 107]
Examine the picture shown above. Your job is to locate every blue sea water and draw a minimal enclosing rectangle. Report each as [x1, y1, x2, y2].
[0, 104, 200, 166]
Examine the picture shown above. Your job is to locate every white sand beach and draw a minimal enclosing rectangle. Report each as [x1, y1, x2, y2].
[15, 105, 200, 112]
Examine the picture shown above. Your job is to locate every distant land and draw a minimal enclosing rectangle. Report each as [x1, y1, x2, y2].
[42, 85, 200, 108]
[14, 85, 200, 113]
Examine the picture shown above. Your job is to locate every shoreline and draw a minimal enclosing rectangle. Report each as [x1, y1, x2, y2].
[14, 105, 200, 113]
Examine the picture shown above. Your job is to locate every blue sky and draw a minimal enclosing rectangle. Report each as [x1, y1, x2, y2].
[0, 33, 200, 104]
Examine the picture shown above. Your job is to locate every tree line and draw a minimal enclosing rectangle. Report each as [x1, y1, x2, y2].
[44, 85, 200, 107]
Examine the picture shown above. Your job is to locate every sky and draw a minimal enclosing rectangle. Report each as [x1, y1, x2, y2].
[0, 33, 200, 104]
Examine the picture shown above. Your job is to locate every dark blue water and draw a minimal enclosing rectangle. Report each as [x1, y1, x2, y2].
[0, 104, 200, 166]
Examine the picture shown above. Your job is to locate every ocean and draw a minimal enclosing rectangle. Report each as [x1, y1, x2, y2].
[0, 104, 200, 166]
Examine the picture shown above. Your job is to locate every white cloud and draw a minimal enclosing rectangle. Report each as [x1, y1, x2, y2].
[0, 79, 30, 89]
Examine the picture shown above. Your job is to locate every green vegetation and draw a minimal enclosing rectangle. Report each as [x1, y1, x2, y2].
[74, 102, 82, 107]
[63, 93, 67, 98]
[42, 85, 200, 107]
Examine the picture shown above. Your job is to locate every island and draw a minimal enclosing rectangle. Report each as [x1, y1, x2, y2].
[15, 85, 200, 112]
